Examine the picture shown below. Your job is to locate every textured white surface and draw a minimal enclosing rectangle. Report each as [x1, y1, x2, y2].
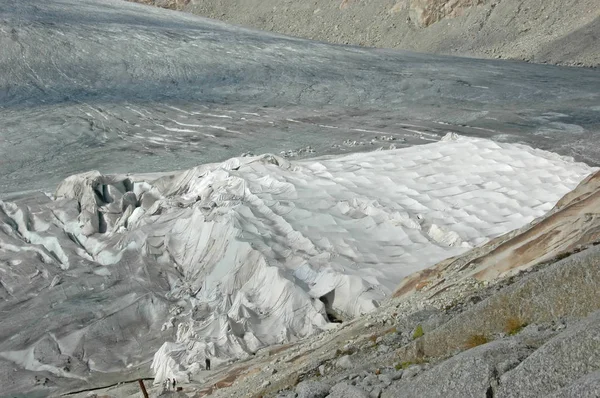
[0, 137, 594, 392]
[147, 137, 593, 381]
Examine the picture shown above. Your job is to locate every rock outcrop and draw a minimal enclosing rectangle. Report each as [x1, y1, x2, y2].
[497, 311, 600, 398]
[408, 0, 484, 27]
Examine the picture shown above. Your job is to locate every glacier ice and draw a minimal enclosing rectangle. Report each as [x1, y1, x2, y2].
[0, 137, 595, 390]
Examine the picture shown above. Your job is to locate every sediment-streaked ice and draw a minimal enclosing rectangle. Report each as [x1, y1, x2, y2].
[0, 136, 594, 393]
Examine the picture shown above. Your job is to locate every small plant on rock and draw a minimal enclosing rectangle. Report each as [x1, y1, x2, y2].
[401, 361, 412, 369]
[412, 325, 424, 339]
[555, 251, 574, 261]
[505, 317, 528, 336]
[395, 361, 412, 370]
[465, 333, 489, 349]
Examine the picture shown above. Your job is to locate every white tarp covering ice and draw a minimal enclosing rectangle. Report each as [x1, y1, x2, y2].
[0, 136, 594, 388]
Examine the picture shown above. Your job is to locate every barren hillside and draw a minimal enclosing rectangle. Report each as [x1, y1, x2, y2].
[128, 0, 600, 67]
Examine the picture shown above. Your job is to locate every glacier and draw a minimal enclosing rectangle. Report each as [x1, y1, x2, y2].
[2, 0, 600, 394]
[0, 135, 594, 392]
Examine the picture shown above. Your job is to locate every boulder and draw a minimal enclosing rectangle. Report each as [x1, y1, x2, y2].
[328, 382, 369, 398]
[295, 380, 330, 398]
[336, 355, 354, 370]
[377, 374, 393, 387]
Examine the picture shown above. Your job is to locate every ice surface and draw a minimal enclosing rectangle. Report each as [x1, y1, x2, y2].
[2, 0, 600, 196]
[1, 136, 593, 393]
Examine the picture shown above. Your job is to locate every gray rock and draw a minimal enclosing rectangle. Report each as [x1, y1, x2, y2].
[295, 380, 330, 398]
[319, 365, 326, 376]
[497, 311, 600, 398]
[377, 374, 393, 387]
[547, 370, 600, 398]
[496, 357, 523, 374]
[362, 374, 378, 386]
[276, 392, 298, 398]
[383, 340, 532, 398]
[336, 355, 354, 370]
[379, 331, 405, 347]
[377, 344, 391, 354]
[328, 382, 370, 398]
[390, 370, 403, 381]
[369, 387, 382, 398]
[397, 246, 600, 363]
[401, 365, 422, 380]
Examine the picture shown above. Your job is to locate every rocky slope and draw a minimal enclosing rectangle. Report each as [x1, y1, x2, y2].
[127, 0, 600, 67]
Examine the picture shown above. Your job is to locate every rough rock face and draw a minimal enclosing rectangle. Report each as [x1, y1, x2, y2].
[395, 243, 600, 362]
[497, 311, 600, 398]
[384, 312, 600, 397]
[408, 0, 484, 27]
[383, 340, 532, 397]
[548, 371, 600, 398]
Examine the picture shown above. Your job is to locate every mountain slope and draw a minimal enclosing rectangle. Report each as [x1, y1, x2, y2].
[129, 0, 600, 67]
